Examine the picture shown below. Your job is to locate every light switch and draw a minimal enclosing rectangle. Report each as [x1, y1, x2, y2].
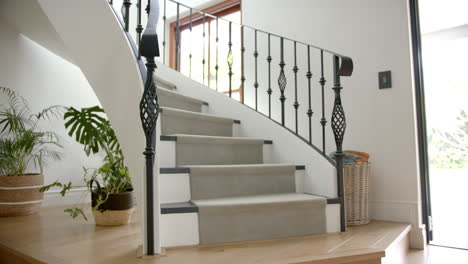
[379, 71, 392, 89]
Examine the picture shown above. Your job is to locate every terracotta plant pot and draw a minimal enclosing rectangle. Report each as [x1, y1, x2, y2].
[0, 174, 44, 217]
[91, 181, 134, 226]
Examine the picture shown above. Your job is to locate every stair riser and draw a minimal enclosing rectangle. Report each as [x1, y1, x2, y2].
[159, 141, 273, 167]
[190, 167, 296, 200]
[160, 170, 305, 203]
[177, 142, 262, 166]
[160, 204, 340, 248]
[159, 92, 204, 113]
[161, 114, 233, 137]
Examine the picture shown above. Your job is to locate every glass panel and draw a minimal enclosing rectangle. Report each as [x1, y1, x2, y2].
[179, 10, 242, 101]
[419, 0, 468, 249]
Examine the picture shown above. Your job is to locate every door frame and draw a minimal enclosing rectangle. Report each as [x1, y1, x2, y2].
[408, 0, 433, 242]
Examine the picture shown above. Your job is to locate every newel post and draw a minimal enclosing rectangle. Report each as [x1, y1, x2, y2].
[139, 0, 161, 255]
[332, 55, 347, 232]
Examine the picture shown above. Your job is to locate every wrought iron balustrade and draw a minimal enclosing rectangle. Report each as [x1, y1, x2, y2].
[106, 0, 353, 254]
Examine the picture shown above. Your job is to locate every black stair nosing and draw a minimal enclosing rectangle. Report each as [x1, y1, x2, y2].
[160, 167, 191, 174]
[305, 192, 341, 204]
[326, 197, 341, 204]
[160, 135, 272, 144]
[160, 165, 306, 174]
[161, 201, 198, 214]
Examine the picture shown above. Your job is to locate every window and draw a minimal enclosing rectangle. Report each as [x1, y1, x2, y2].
[170, 0, 242, 101]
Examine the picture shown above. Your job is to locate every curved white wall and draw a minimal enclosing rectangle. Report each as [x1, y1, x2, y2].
[155, 64, 338, 197]
[37, 0, 152, 251]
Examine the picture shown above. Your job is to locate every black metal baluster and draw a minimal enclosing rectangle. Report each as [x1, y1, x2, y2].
[215, 18, 219, 91]
[278, 37, 287, 126]
[320, 50, 327, 153]
[306, 46, 313, 143]
[121, 0, 132, 32]
[267, 34, 272, 117]
[136, 0, 143, 59]
[189, 9, 193, 78]
[293, 41, 299, 134]
[254, 30, 259, 109]
[331, 55, 346, 233]
[202, 14, 206, 84]
[139, 0, 160, 254]
[240, 25, 245, 103]
[174, 3, 180, 71]
[162, 0, 167, 64]
[227, 22, 233, 97]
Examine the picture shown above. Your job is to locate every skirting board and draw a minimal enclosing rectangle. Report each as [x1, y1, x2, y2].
[43, 188, 89, 207]
[369, 200, 425, 249]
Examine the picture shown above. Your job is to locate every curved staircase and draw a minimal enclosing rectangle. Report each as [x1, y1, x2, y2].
[157, 83, 330, 245]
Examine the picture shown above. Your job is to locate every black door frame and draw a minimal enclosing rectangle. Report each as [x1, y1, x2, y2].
[408, 0, 433, 242]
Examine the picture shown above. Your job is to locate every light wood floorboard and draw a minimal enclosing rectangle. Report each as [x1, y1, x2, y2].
[0, 205, 412, 264]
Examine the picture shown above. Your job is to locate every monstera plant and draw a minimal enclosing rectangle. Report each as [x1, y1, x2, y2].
[42, 106, 134, 226]
[0, 86, 63, 216]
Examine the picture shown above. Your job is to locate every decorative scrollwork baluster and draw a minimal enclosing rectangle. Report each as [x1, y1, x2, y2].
[121, 0, 132, 32]
[189, 9, 193, 78]
[174, 3, 180, 71]
[202, 14, 206, 84]
[331, 55, 346, 233]
[267, 34, 272, 117]
[254, 30, 259, 109]
[136, 0, 143, 59]
[320, 50, 327, 153]
[227, 22, 233, 97]
[215, 18, 219, 91]
[278, 37, 287, 126]
[240, 25, 245, 103]
[306, 46, 313, 143]
[162, 0, 167, 64]
[293, 41, 299, 134]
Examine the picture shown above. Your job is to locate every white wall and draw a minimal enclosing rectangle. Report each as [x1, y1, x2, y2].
[0, 18, 103, 187]
[242, 0, 423, 248]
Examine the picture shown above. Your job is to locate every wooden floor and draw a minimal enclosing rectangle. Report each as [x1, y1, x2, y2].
[0, 205, 412, 264]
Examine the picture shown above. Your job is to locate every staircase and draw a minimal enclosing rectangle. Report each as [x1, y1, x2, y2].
[36, 0, 353, 255]
[156, 82, 333, 245]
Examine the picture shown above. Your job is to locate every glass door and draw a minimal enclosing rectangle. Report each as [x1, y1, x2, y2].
[418, 0, 468, 249]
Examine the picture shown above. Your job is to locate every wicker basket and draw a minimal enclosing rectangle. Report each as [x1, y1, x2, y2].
[344, 161, 370, 226]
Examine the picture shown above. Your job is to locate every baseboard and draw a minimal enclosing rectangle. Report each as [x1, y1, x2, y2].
[42, 187, 89, 207]
[369, 200, 425, 249]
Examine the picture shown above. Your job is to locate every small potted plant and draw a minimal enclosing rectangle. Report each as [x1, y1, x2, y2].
[0, 87, 63, 216]
[41, 106, 134, 226]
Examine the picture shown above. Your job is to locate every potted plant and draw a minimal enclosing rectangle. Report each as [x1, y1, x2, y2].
[0, 87, 63, 216]
[41, 106, 134, 226]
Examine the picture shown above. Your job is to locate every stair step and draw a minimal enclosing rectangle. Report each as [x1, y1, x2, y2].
[157, 87, 207, 113]
[187, 164, 297, 200]
[161, 134, 271, 166]
[155, 75, 177, 90]
[192, 193, 327, 244]
[161, 107, 238, 137]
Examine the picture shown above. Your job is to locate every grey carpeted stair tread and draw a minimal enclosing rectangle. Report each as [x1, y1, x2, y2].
[170, 134, 266, 166]
[188, 164, 296, 200]
[157, 87, 206, 112]
[192, 193, 327, 244]
[161, 107, 234, 137]
[169, 134, 266, 144]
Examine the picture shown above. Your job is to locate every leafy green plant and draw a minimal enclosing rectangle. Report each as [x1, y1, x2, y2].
[0, 87, 63, 176]
[41, 106, 132, 220]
